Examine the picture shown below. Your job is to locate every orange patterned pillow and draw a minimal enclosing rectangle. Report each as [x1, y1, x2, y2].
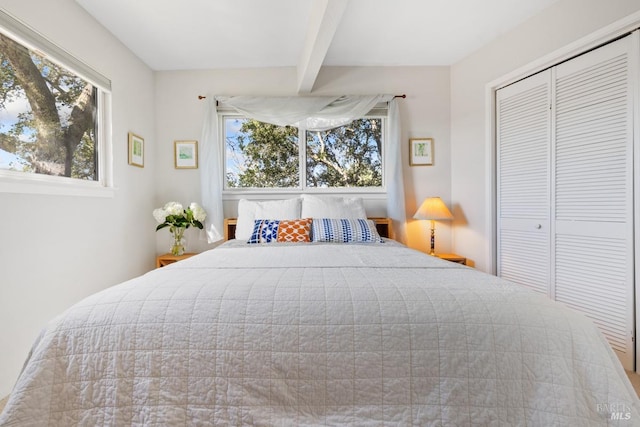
[277, 218, 312, 242]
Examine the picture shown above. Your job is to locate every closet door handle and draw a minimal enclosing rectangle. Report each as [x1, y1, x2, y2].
[535, 224, 542, 229]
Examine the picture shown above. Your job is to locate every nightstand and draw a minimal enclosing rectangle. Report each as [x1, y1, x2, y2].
[156, 253, 196, 268]
[435, 253, 466, 265]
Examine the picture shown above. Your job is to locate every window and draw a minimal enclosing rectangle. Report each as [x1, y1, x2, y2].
[224, 116, 384, 191]
[0, 9, 111, 193]
[306, 118, 382, 188]
[225, 117, 299, 188]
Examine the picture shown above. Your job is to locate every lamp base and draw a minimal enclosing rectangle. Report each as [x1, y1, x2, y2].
[429, 222, 436, 255]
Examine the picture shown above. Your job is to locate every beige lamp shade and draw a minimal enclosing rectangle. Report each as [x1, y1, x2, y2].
[413, 197, 453, 255]
[413, 197, 453, 221]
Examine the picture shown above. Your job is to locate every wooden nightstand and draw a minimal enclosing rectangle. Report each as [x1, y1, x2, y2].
[435, 253, 467, 265]
[156, 253, 196, 268]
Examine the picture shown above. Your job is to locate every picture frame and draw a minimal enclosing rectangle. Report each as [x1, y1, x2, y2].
[410, 138, 433, 166]
[128, 132, 144, 167]
[174, 140, 198, 169]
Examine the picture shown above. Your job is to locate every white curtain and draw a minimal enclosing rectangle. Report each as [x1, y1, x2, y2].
[387, 99, 407, 243]
[200, 94, 406, 243]
[200, 97, 224, 242]
[216, 95, 390, 131]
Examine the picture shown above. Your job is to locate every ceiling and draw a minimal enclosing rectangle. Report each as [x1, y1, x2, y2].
[76, 0, 560, 91]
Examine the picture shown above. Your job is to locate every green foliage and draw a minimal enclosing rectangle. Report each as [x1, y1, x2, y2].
[306, 118, 381, 187]
[155, 217, 204, 232]
[71, 133, 96, 179]
[226, 118, 383, 188]
[0, 133, 18, 153]
[0, 56, 18, 109]
[227, 119, 299, 188]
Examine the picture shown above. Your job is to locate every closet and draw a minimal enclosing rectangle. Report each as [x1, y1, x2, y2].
[496, 33, 636, 370]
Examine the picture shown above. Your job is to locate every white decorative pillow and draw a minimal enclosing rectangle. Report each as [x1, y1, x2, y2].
[300, 195, 367, 219]
[311, 218, 383, 243]
[235, 198, 302, 240]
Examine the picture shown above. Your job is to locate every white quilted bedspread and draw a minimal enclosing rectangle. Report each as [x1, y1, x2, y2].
[1, 242, 639, 426]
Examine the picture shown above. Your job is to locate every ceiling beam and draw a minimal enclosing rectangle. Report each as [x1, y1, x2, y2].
[297, 0, 348, 94]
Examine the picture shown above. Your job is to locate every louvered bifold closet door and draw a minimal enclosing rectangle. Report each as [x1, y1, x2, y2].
[497, 70, 551, 294]
[554, 35, 635, 370]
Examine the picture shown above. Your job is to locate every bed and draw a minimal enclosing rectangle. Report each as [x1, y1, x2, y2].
[1, 196, 639, 426]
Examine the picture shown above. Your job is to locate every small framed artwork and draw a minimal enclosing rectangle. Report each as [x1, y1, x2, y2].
[410, 138, 433, 166]
[174, 140, 198, 169]
[128, 132, 144, 167]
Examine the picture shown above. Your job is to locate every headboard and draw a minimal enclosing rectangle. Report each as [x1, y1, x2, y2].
[224, 217, 393, 241]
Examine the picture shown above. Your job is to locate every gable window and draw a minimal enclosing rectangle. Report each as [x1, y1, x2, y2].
[0, 10, 111, 195]
[224, 116, 384, 191]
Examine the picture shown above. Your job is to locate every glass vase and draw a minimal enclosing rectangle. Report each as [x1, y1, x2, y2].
[170, 226, 186, 256]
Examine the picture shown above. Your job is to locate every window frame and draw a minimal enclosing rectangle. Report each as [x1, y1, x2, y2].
[221, 112, 388, 196]
[0, 9, 113, 197]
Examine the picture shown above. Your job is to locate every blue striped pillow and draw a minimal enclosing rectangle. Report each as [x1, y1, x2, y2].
[311, 218, 383, 243]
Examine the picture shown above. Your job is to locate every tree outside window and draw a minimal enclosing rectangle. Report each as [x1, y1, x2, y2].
[0, 33, 98, 180]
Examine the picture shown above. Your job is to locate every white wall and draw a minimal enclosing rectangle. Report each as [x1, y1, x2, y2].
[0, 1, 156, 398]
[154, 66, 452, 254]
[450, 0, 640, 272]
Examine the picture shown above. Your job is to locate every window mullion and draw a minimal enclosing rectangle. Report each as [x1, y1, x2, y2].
[299, 127, 306, 191]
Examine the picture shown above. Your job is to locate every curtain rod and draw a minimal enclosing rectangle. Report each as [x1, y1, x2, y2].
[197, 94, 406, 100]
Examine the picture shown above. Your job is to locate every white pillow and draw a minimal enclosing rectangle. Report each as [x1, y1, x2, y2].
[235, 198, 302, 240]
[300, 194, 367, 219]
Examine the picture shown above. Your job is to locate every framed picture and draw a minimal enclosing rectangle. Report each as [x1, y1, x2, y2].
[174, 140, 198, 169]
[410, 138, 433, 166]
[128, 132, 144, 167]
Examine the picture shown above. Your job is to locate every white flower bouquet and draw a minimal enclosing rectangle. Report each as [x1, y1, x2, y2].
[153, 202, 206, 231]
[153, 202, 207, 255]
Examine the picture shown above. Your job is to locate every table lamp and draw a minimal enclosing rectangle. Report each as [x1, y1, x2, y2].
[413, 197, 453, 255]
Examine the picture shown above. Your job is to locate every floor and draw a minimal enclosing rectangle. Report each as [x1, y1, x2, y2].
[627, 371, 640, 397]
